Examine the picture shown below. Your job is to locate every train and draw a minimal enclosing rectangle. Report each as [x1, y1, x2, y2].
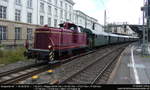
[24, 22, 138, 63]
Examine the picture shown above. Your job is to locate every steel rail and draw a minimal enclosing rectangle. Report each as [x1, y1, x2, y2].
[59, 44, 128, 84]
[0, 65, 49, 84]
[0, 62, 47, 78]
[91, 48, 125, 84]
[0, 44, 128, 84]
[0, 49, 98, 84]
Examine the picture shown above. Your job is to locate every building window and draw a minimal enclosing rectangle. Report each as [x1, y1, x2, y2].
[27, 12, 32, 23]
[15, 0, 21, 5]
[55, 8, 57, 17]
[2, 0, 8, 2]
[48, 17, 51, 27]
[48, 0, 51, 3]
[40, 2, 44, 13]
[65, 3, 67, 10]
[69, 5, 71, 11]
[15, 27, 21, 40]
[27, 28, 32, 40]
[60, 1, 63, 7]
[0, 26, 7, 40]
[27, 0, 32, 8]
[48, 6, 51, 15]
[65, 11, 67, 20]
[92, 23, 95, 30]
[0, 6, 7, 19]
[60, 20, 63, 24]
[60, 9, 63, 18]
[55, 0, 57, 6]
[40, 16, 44, 25]
[69, 13, 71, 21]
[54, 19, 57, 27]
[15, 9, 21, 21]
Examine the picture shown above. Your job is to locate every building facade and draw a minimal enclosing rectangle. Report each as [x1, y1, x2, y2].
[0, 0, 75, 46]
[0, 0, 104, 46]
[0, 0, 75, 26]
[73, 10, 103, 32]
[106, 23, 137, 36]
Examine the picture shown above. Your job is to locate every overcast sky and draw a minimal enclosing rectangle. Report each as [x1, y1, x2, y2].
[73, 0, 144, 25]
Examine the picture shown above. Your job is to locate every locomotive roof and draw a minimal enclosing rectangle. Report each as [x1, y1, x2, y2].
[91, 29, 133, 38]
[88, 28, 130, 37]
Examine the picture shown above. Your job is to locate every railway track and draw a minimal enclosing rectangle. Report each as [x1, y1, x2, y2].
[0, 46, 99, 84]
[0, 64, 49, 84]
[0, 44, 128, 84]
[0, 62, 47, 78]
[59, 44, 126, 84]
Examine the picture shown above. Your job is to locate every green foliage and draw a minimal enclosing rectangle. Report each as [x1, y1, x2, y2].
[0, 44, 2, 48]
[0, 50, 3, 58]
[0, 48, 26, 64]
[142, 55, 150, 58]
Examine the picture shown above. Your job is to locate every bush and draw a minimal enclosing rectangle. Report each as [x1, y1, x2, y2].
[0, 50, 3, 58]
[0, 44, 2, 48]
[0, 47, 26, 64]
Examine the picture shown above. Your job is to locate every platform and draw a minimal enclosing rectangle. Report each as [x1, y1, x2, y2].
[108, 43, 150, 84]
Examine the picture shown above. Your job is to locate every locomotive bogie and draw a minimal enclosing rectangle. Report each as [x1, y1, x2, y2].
[24, 49, 50, 60]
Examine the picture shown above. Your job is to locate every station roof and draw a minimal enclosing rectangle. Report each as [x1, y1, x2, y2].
[128, 25, 143, 35]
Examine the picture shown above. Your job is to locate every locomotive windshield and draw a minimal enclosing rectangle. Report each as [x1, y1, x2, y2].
[68, 25, 77, 30]
[59, 22, 84, 33]
[59, 23, 64, 28]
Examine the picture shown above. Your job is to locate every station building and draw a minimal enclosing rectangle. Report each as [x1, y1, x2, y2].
[105, 23, 138, 36]
[73, 10, 103, 32]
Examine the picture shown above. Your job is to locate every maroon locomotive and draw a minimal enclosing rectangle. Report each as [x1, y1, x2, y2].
[24, 22, 87, 63]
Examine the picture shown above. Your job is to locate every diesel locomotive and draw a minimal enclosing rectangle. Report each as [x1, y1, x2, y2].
[24, 22, 138, 63]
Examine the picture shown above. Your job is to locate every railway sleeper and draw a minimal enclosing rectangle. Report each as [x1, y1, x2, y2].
[75, 74, 95, 82]
[70, 78, 89, 84]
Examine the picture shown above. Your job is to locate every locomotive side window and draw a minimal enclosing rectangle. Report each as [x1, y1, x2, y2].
[68, 25, 77, 31]
[70, 26, 75, 30]
[59, 23, 64, 28]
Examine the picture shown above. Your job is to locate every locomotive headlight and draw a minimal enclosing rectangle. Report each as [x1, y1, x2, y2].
[48, 45, 52, 49]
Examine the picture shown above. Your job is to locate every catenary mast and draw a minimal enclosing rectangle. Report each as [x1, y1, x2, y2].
[142, 0, 150, 55]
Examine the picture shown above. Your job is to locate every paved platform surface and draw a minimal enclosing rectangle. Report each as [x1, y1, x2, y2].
[108, 43, 150, 84]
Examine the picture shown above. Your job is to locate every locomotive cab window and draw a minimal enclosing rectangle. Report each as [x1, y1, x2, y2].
[59, 23, 64, 28]
[69, 26, 75, 30]
[68, 25, 77, 31]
